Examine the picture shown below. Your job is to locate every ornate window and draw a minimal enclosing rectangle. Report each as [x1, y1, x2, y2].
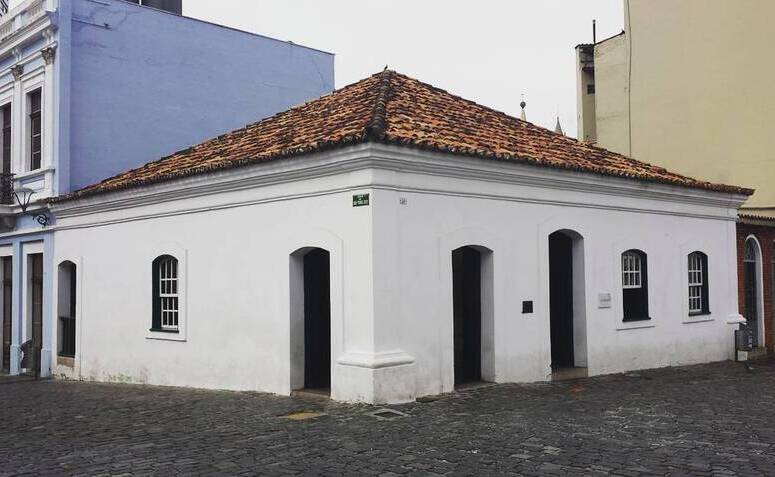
[688, 252, 709, 315]
[152, 255, 179, 332]
[28, 89, 41, 171]
[622, 250, 649, 321]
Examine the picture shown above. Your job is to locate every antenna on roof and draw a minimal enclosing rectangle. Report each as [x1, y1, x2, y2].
[554, 104, 564, 135]
[384, 64, 389, 71]
[593, 19, 597, 43]
[520, 94, 527, 121]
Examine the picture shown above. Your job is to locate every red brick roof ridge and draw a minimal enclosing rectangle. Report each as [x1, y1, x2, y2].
[51, 69, 753, 204]
[378, 71, 743, 193]
[364, 69, 393, 141]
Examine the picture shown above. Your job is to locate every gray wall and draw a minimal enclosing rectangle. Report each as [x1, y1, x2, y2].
[68, 0, 334, 192]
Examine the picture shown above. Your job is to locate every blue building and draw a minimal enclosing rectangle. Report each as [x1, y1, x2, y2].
[0, 0, 334, 377]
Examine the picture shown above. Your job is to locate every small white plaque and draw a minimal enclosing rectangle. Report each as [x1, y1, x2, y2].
[598, 293, 612, 309]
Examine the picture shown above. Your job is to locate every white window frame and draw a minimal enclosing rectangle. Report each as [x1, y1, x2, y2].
[146, 246, 187, 342]
[157, 256, 179, 331]
[21, 71, 44, 174]
[688, 253, 704, 314]
[622, 252, 642, 289]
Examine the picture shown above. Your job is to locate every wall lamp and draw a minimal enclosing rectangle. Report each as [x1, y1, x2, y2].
[13, 187, 50, 227]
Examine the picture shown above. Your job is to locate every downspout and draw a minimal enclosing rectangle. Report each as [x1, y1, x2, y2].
[626, 0, 633, 157]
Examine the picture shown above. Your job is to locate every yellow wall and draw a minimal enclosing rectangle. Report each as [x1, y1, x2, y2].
[588, 0, 775, 214]
[592, 33, 630, 157]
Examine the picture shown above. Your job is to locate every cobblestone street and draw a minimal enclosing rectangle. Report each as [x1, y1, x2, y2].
[1, 359, 775, 476]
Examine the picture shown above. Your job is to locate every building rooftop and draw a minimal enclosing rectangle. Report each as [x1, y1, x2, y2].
[55, 69, 753, 202]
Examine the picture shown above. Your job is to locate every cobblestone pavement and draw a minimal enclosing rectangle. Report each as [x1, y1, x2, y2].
[2, 360, 775, 476]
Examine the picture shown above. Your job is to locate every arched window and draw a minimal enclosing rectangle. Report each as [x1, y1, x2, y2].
[688, 252, 709, 315]
[152, 255, 179, 332]
[622, 250, 649, 321]
[57, 261, 77, 359]
[743, 238, 761, 346]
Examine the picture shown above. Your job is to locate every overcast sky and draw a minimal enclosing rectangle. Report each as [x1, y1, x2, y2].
[9, 0, 624, 136]
[183, 1, 624, 137]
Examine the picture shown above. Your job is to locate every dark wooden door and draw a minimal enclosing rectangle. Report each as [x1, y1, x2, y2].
[549, 232, 574, 368]
[1, 256, 11, 373]
[303, 249, 331, 390]
[452, 247, 482, 385]
[745, 261, 758, 347]
[29, 254, 43, 377]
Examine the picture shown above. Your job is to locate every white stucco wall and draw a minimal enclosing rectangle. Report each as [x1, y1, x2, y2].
[51, 144, 747, 403]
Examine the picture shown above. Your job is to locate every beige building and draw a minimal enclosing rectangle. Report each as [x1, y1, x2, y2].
[576, 0, 775, 354]
[576, 0, 775, 216]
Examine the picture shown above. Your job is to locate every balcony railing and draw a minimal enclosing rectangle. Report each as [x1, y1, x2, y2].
[0, 172, 12, 205]
[59, 315, 75, 358]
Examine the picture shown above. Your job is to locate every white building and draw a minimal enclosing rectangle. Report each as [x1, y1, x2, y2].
[49, 70, 750, 403]
[0, 0, 333, 379]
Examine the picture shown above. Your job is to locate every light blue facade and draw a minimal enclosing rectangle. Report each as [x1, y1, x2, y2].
[68, 0, 334, 192]
[0, 0, 334, 377]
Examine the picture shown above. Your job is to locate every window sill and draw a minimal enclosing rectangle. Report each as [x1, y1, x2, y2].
[684, 313, 714, 324]
[617, 318, 655, 331]
[146, 328, 186, 342]
[14, 166, 53, 181]
[149, 328, 179, 334]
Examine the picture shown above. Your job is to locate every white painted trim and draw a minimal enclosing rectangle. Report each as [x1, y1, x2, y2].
[437, 228, 501, 393]
[679, 236, 716, 322]
[612, 241, 654, 329]
[682, 317, 714, 325]
[616, 323, 656, 331]
[743, 235, 765, 347]
[23, 240, 43, 254]
[51, 144, 749, 220]
[145, 245, 188, 342]
[337, 350, 415, 370]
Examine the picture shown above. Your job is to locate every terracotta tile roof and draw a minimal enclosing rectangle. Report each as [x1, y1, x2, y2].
[54, 70, 753, 202]
[738, 214, 775, 225]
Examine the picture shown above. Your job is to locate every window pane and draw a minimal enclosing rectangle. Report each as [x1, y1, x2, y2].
[156, 256, 179, 329]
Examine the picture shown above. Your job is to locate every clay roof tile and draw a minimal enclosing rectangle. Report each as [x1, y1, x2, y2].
[53, 70, 753, 203]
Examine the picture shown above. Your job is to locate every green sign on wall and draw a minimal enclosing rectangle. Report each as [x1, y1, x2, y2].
[353, 193, 370, 207]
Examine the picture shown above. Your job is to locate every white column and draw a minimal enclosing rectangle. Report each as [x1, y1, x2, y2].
[10, 63, 23, 176]
[8, 242, 21, 375]
[41, 47, 55, 171]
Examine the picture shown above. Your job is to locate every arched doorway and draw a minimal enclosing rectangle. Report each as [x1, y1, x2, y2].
[744, 237, 763, 347]
[548, 230, 587, 375]
[57, 261, 77, 360]
[290, 247, 331, 393]
[451, 245, 494, 387]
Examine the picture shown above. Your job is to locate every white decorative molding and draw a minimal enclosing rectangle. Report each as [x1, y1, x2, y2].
[40, 46, 55, 64]
[727, 314, 746, 325]
[337, 350, 415, 370]
[51, 144, 748, 226]
[10, 64, 23, 81]
[616, 322, 656, 331]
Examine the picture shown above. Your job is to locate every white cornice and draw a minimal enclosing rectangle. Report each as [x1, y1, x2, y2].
[50, 143, 747, 226]
[0, 12, 54, 61]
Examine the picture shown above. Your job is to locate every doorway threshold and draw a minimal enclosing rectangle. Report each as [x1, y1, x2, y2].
[0, 374, 36, 385]
[551, 367, 588, 382]
[291, 388, 331, 401]
[455, 380, 496, 391]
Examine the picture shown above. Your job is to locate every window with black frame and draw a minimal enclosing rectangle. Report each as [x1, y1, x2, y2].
[688, 252, 709, 315]
[622, 250, 649, 321]
[151, 255, 179, 332]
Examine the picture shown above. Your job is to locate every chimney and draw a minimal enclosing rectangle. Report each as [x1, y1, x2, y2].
[128, 0, 183, 15]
